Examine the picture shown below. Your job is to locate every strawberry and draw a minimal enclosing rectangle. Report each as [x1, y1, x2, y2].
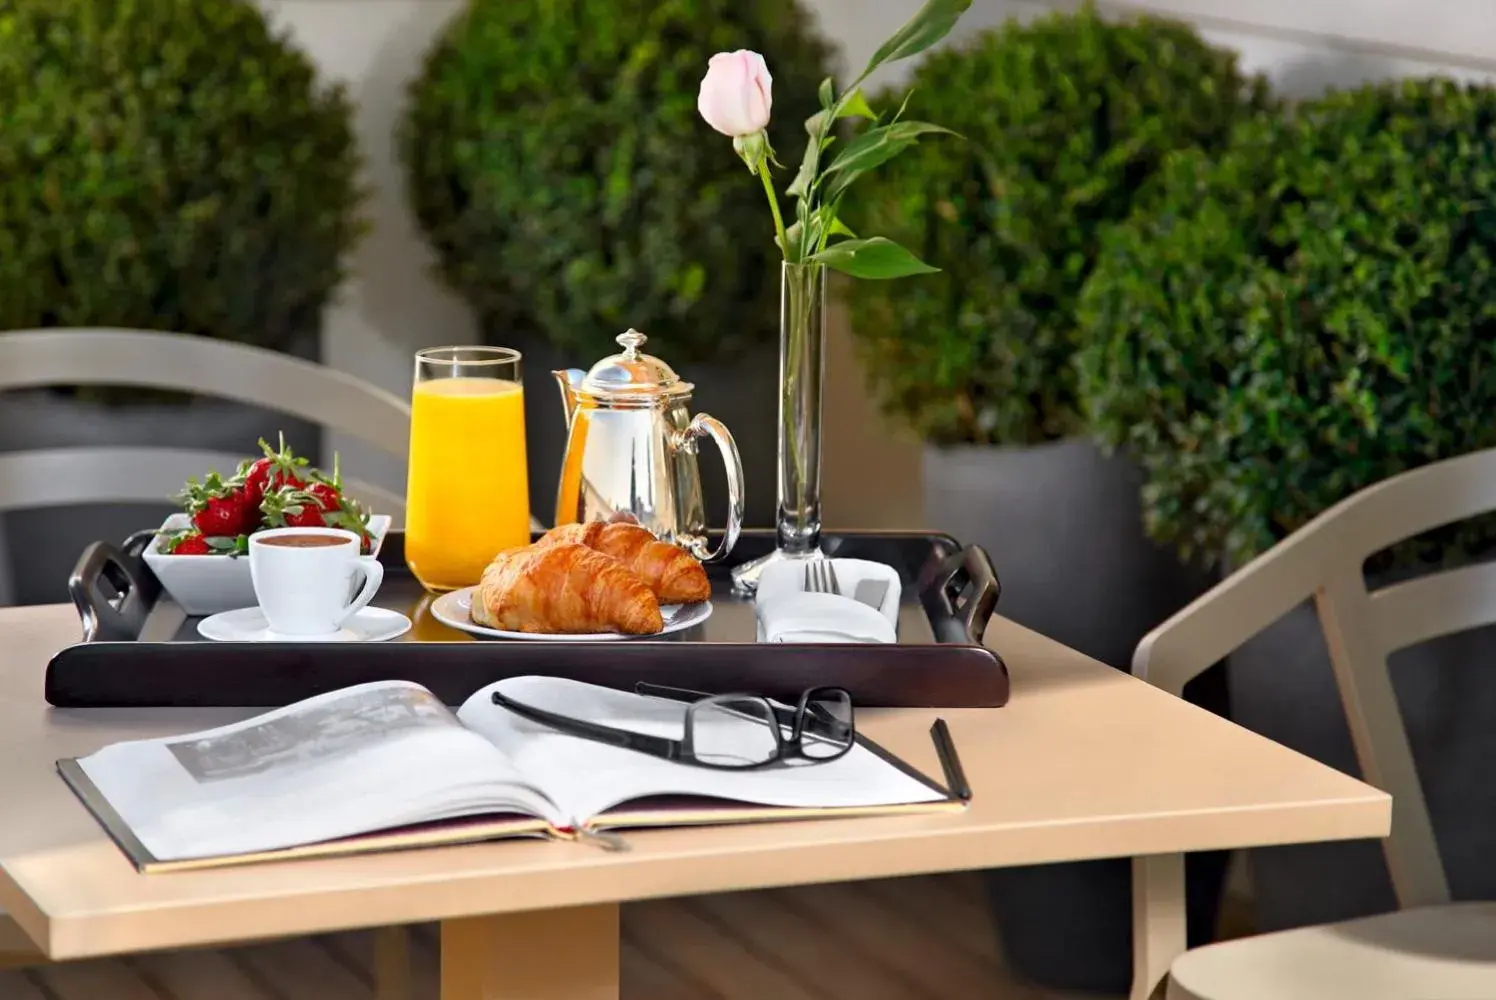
[299, 458, 369, 541]
[238, 433, 310, 509]
[321, 501, 374, 552]
[176, 471, 251, 538]
[228, 482, 258, 525]
[170, 533, 211, 555]
[321, 479, 374, 543]
[236, 457, 270, 509]
[285, 506, 326, 528]
[306, 480, 342, 512]
[196, 496, 245, 536]
[254, 448, 374, 542]
[286, 504, 325, 528]
[260, 485, 327, 529]
[305, 453, 351, 513]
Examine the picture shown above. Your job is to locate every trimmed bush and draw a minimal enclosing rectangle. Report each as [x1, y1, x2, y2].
[0, 0, 364, 352]
[843, 4, 1271, 445]
[1078, 77, 1496, 569]
[400, 0, 833, 361]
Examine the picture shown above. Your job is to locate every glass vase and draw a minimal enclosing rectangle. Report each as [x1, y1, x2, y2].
[732, 261, 827, 593]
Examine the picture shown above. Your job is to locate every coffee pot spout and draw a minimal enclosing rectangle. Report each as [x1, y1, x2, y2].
[552, 369, 586, 425]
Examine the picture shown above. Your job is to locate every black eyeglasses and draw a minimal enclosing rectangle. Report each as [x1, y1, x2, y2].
[490, 682, 856, 770]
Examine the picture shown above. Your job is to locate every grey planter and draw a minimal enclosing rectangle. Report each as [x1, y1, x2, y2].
[923, 438, 1223, 994]
[923, 439, 1212, 669]
[1229, 596, 1496, 932]
[0, 390, 319, 607]
[514, 335, 779, 529]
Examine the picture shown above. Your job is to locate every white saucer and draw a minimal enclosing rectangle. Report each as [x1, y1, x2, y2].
[430, 587, 712, 641]
[197, 606, 412, 643]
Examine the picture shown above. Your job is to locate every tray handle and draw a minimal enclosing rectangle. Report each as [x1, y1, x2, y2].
[68, 536, 158, 642]
[924, 544, 1001, 645]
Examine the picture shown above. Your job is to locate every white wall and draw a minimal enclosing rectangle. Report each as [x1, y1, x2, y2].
[808, 0, 1496, 93]
[261, 0, 1496, 520]
[258, 0, 479, 493]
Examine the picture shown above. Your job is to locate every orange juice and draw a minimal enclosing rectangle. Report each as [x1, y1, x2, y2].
[405, 377, 530, 591]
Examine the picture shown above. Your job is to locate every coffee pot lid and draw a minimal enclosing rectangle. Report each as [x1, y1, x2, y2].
[579, 329, 692, 402]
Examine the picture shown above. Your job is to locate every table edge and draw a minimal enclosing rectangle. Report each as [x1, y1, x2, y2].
[14, 790, 1390, 960]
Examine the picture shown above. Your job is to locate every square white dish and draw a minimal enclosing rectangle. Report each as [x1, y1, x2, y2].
[141, 512, 392, 617]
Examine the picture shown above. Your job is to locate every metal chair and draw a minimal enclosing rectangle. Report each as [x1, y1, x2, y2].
[1129, 446, 1496, 1000]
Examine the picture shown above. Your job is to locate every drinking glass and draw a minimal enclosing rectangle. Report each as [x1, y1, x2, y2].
[405, 347, 530, 592]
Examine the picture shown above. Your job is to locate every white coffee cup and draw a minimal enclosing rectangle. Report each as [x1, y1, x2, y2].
[248, 527, 384, 636]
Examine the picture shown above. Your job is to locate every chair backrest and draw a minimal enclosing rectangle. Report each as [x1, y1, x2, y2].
[0, 329, 414, 516]
[0, 448, 403, 520]
[1131, 447, 1496, 913]
[0, 327, 412, 457]
[0, 329, 414, 604]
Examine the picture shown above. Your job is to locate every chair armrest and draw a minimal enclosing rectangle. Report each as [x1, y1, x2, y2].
[1132, 535, 1329, 697]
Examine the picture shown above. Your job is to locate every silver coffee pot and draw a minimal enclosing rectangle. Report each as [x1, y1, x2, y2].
[552, 329, 744, 561]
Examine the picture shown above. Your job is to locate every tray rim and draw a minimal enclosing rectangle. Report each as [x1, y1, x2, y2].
[51, 528, 1009, 709]
[70, 527, 986, 647]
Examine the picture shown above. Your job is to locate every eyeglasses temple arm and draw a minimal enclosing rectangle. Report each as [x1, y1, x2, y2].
[493, 692, 682, 759]
[635, 682, 710, 701]
[640, 683, 808, 729]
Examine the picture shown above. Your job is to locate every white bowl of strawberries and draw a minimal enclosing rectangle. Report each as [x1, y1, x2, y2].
[142, 437, 391, 617]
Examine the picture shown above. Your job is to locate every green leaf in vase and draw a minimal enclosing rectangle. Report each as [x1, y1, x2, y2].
[788, 108, 832, 202]
[837, 88, 877, 121]
[822, 121, 955, 198]
[826, 214, 857, 239]
[858, 0, 974, 84]
[809, 236, 939, 278]
[779, 220, 804, 256]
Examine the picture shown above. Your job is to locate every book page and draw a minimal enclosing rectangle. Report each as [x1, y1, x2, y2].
[77, 681, 565, 862]
[456, 677, 948, 825]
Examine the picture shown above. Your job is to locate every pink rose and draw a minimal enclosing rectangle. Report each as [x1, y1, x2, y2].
[697, 50, 773, 138]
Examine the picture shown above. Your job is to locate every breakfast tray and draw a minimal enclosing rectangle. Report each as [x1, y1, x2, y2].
[46, 529, 1007, 709]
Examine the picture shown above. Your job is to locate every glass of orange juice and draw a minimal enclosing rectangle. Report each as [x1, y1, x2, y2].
[405, 346, 530, 592]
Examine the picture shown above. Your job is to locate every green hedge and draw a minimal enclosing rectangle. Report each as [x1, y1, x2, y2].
[401, 0, 833, 362]
[0, 0, 364, 352]
[1079, 77, 1496, 569]
[843, 5, 1271, 446]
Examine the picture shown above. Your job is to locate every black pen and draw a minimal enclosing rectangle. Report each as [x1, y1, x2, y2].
[930, 717, 971, 802]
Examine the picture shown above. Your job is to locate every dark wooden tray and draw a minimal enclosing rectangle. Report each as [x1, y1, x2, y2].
[47, 529, 1007, 709]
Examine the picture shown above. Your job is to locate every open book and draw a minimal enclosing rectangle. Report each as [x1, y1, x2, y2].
[60, 676, 963, 873]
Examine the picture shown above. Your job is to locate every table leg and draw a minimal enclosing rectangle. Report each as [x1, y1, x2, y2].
[374, 926, 413, 1000]
[441, 904, 620, 1000]
[0, 912, 43, 973]
[1131, 852, 1186, 1000]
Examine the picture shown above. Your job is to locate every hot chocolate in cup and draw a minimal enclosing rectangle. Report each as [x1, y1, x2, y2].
[248, 527, 384, 636]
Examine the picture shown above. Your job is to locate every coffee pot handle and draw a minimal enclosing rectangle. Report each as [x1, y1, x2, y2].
[684, 413, 744, 562]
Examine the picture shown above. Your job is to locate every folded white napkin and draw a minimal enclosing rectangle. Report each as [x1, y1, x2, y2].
[753, 557, 901, 644]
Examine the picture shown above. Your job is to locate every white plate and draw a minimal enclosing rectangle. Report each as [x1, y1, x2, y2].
[143, 512, 392, 617]
[430, 587, 712, 641]
[198, 606, 412, 643]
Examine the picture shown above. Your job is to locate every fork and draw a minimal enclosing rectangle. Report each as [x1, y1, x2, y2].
[803, 558, 841, 596]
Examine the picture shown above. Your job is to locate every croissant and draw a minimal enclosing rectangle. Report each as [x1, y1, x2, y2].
[472, 542, 663, 635]
[540, 522, 710, 604]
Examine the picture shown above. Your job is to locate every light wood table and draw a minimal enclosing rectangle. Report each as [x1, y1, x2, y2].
[0, 603, 1390, 1000]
